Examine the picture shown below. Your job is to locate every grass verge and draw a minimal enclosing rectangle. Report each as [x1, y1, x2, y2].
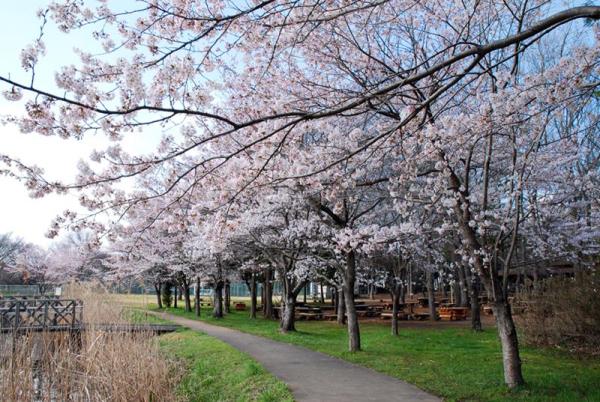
[151, 304, 600, 402]
[129, 309, 293, 402]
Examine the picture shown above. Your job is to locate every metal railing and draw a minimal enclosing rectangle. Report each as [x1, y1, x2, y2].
[0, 298, 83, 333]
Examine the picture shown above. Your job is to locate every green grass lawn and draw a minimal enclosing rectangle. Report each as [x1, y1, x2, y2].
[127, 309, 293, 402]
[149, 304, 600, 402]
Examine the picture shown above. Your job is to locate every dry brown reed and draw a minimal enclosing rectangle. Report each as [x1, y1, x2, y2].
[516, 270, 600, 355]
[0, 282, 177, 401]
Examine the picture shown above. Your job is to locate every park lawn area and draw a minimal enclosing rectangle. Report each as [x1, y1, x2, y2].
[127, 309, 293, 402]
[151, 304, 600, 402]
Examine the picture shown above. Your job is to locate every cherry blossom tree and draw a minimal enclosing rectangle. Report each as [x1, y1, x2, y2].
[1, 0, 600, 388]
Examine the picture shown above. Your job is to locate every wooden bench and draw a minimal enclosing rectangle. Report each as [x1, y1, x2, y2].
[380, 312, 407, 320]
[439, 307, 468, 321]
[298, 312, 322, 320]
[322, 313, 338, 321]
[411, 312, 431, 320]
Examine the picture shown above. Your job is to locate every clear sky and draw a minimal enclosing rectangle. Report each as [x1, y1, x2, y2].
[0, 2, 158, 247]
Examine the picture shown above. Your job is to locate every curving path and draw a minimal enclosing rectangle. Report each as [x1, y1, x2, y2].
[154, 312, 440, 402]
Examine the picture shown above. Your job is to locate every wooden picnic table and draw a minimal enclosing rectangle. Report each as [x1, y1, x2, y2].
[439, 307, 469, 321]
[404, 302, 418, 313]
[417, 297, 429, 307]
[380, 311, 408, 320]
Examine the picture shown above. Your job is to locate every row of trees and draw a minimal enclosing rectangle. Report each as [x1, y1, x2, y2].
[0, 232, 108, 293]
[1, 0, 599, 389]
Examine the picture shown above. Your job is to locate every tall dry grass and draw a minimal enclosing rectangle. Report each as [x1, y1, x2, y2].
[0, 283, 177, 401]
[516, 270, 600, 355]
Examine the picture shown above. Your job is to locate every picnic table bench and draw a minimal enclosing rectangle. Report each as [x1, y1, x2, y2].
[439, 307, 469, 321]
[298, 312, 322, 320]
[411, 312, 431, 320]
[380, 311, 408, 320]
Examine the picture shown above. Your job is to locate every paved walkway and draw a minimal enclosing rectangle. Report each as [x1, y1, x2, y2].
[155, 312, 440, 402]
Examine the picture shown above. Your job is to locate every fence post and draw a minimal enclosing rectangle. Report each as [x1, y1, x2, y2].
[43, 300, 49, 330]
[14, 300, 21, 333]
[71, 300, 77, 330]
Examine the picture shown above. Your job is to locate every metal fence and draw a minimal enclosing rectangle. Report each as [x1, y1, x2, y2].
[0, 297, 83, 333]
[0, 284, 43, 296]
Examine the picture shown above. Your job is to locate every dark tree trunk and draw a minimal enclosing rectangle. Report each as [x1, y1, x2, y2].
[426, 270, 436, 321]
[183, 281, 192, 313]
[213, 281, 224, 318]
[449, 164, 524, 387]
[162, 282, 172, 308]
[336, 286, 345, 325]
[280, 293, 297, 332]
[194, 277, 201, 317]
[391, 287, 401, 336]
[493, 300, 524, 388]
[303, 285, 307, 304]
[320, 283, 325, 304]
[452, 280, 461, 306]
[457, 264, 470, 307]
[261, 280, 266, 313]
[263, 268, 274, 319]
[173, 286, 178, 309]
[408, 263, 413, 297]
[250, 273, 257, 319]
[470, 276, 482, 331]
[344, 251, 361, 352]
[224, 280, 231, 314]
[331, 286, 336, 306]
[154, 282, 163, 309]
[178, 286, 183, 301]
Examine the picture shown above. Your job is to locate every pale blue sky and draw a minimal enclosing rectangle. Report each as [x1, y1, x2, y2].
[0, 2, 158, 246]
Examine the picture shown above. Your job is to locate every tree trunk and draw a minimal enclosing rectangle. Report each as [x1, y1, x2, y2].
[224, 281, 230, 314]
[449, 163, 524, 387]
[320, 283, 325, 304]
[452, 280, 460, 306]
[493, 301, 524, 388]
[391, 288, 400, 336]
[408, 263, 413, 297]
[154, 282, 163, 309]
[213, 281, 224, 318]
[250, 273, 257, 319]
[336, 286, 345, 325]
[457, 264, 470, 307]
[173, 286, 178, 309]
[426, 270, 436, 321]
[261, 280, 266, 313]
[470, 275, 482, 331]
[263, 268, 274, 319]
[280, 293, 297, 332]
[194, 277, 201, 317]
[303, 285, 307, 304]
[344, 251, 361, 352]
[183, 281, 192, 313]
[178, 286, 183, 301]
